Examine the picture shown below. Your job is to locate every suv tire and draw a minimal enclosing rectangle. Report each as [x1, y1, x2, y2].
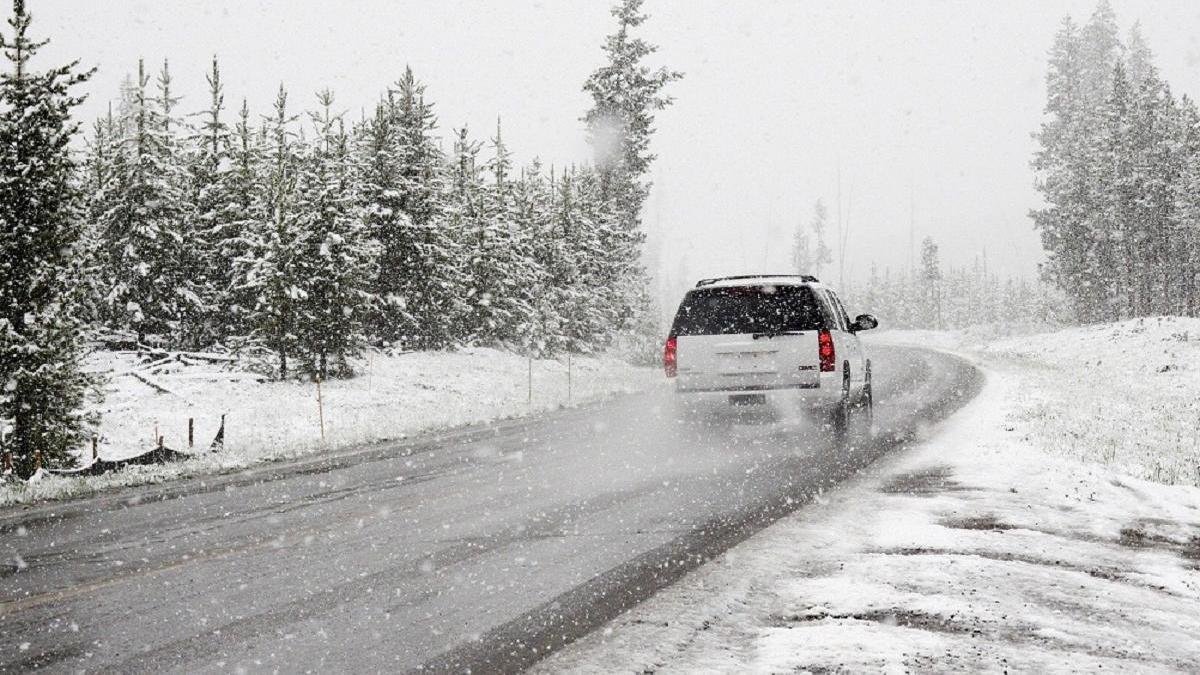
[830, 366, 851, 445]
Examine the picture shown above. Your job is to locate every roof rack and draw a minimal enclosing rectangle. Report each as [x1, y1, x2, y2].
[695, 274, 820, 287]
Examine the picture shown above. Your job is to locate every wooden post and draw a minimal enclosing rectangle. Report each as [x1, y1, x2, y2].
[209, 414, 225, 452]
[527, 357, 533, 405]
[188, 418, 194, 449]
[567, 352, 573, 404]
[316, 376, 326, 443]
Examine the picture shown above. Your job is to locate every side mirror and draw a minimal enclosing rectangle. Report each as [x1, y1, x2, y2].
[851, 314, 878, 332]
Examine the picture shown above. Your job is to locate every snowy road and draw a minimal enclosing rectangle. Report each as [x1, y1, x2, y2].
[0, 345, 979, 673]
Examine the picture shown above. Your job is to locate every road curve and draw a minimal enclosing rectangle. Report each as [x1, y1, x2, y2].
[0, 344, 980, 673]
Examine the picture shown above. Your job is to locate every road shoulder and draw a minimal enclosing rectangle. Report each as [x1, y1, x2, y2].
[534, 352, 1200, 672]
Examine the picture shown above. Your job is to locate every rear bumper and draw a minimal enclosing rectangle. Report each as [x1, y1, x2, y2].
[673, 373, 842, 408]
[674, 382, 818, 393]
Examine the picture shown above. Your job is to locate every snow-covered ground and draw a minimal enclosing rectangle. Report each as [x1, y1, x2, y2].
[883, 316, 1200, 487]
[537, 318, 1200, 672]
[1, 348, 658, 506]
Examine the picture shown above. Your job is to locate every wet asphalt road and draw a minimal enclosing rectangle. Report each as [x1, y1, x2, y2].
[0, 344, 980, 673]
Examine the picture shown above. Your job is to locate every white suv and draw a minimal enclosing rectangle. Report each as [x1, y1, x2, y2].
[664, 275, 878, 437]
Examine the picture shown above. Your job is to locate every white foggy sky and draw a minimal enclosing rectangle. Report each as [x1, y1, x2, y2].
[35, 0, 1200, 303]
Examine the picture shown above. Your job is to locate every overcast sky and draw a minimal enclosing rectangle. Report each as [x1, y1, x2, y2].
[35, 0, 1200, 306]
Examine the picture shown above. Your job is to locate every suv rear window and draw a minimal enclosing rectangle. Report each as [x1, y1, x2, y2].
[670, 285, 826, 336]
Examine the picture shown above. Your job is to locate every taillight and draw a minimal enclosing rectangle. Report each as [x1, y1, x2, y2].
[664, 336, 678, 378]
[818, 329, 836, 372]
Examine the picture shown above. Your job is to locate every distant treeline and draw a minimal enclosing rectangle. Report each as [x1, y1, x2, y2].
[791, 202, 1060, 331]
[843, 238, 1063, 331]
[1033, 1, 1200, 322]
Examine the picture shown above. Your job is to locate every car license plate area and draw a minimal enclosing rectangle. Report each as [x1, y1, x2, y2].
[720, 350, 777, 375]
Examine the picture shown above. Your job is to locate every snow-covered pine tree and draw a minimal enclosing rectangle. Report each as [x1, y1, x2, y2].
[1173, 96, 1200, 316]
[99, 59, 190, 345]
[445, 125, 485, 340]
[355, 96, 411, 343]
[920, 237, 942, 329]
[1126, 22, 1156, 90]
[510, 161, 561, 355]
[791, 217, 812, 275]
[1080, 0, 1122, 109]
[0, 0, 98, 476]
[1132, 75, 1180, 316]
[1032, 16, 1100, 322]
[245, 85, 305, 378]
[450, 122, 537, 346]
[561, 167, 613, 352]
[222, 98, 265, 341]
[79, 107, 122, 328]
[293, 90, 378, 379]
[1093, 60, 1134, 320]
[810, 199, 832, 278]
[372, 67, 460, 348]
[582, 0, 681, 351]
[185, 56, 238, 347]
[153, 60, 206, 348]
[483, 120, 540, 346]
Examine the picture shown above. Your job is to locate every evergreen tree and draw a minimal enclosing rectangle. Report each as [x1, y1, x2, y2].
[372, 67, 460, 348]
[223, 98, 265, 341]
[920, 237, 942, 329]
[186, 56, 237, 347]
[294, 90, 378, 378]
[1126, 22, 1156, 89]
[356, 95, 410, 342]
[0, 0, 97, 476]
[483, 120, 541, 345]
[567, 167, 620, 351]
[511, 161, 562, 355]
[810, 198, 832, 278]
[1080, 0, 1121, 108]
[79, 107, 121, 327]
[99, 59, 190, 343]
[1032, 13, 1113, 322]
[582, 0, 681, 347]
[1174, 97, 1200, 315]
[791, 217, 811, 275]
[450, 122, 538, 346]
[246, 85, 304, 378]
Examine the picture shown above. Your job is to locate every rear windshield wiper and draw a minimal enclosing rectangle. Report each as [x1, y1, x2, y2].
[751, 330, 807, 340]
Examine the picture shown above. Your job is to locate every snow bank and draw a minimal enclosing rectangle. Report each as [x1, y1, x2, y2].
[877, 316, 1200, 487]
[0, 348, 659, 506]
[536, 346, 1200, 673]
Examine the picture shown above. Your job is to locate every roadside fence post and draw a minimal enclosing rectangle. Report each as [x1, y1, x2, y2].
[209, 414, 225, 452]
[188, 418, 194, 449]
[527, 357, 533, 406]
[567, 351, 573, 405]
[316, 376, 326, 443]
